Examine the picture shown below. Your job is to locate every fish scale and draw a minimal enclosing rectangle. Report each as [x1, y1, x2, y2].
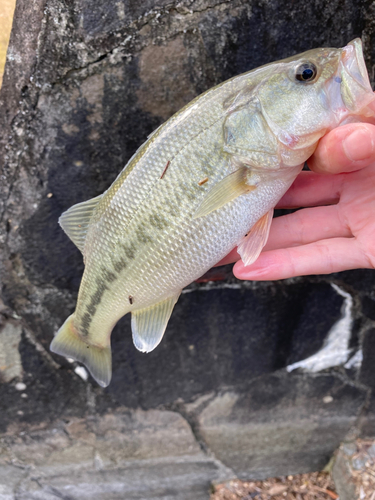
[51, 39, 375, 387]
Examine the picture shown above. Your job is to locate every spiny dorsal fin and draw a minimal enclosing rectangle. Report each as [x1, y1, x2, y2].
[237, 209, 273, 266]
[59, 195, 102, 253]
[131, 293, 181, 353]
[193, 167, 256, 219]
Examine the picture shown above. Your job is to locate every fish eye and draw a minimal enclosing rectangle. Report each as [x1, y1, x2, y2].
[295, 62, 317, 82]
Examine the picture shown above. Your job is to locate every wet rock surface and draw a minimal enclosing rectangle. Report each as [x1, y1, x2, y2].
[1, 0, 375, 498]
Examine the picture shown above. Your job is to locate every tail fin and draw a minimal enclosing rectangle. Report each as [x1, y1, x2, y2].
[50, 314, 112, 387]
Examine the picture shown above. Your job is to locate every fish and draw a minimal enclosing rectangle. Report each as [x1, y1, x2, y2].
[50, 39, 375, 387]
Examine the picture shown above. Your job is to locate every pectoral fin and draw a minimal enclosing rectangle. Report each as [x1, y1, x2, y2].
[193, 167, 256, 219]
[131, 293, 181, 353]
[50, 314, 112, 388]
[237, 209, 273, 266]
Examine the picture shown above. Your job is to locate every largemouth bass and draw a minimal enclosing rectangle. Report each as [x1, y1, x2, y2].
[51, 39, 375, 387]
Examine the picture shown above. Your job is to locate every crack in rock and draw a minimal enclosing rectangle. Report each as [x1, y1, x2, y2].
[170, 396, 237, 482]
[287, 283, 354, 373]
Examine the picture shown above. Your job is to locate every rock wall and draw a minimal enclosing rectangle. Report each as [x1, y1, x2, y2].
[1, 0, 375, 498]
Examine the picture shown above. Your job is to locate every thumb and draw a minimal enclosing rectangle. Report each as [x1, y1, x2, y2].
[308, 123, 375, 174]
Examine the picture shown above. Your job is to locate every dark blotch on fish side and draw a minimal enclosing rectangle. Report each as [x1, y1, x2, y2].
[96, 279, 109, 295]
[113, 257, 127, 273]
[86, 303, 97, 315]
[81, 313, 92, 336]
[185, 183, 199, 201]
[102, 269, 117, 282]
[149, 213, 169, 230]
[164, 199, 180, 218]
[121, 241, 137, 260]
[83, 277, 112, 330]
[90, 289, 105, 307]
[136, 226, 152, 244]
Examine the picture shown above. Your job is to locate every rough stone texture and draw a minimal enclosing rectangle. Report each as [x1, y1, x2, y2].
[196, 374, 367, 479]
[0, 409, 229, 499]
[15, 463, 220, 500]
[332, 448, 357, 500]
[0, 311, 22, 382]
[332, 439, 375, 500]
[2, 0, 375, 498]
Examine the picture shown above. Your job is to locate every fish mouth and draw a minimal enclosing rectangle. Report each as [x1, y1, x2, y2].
[342, 39, 372, 90]
[335, 38, 375, 115]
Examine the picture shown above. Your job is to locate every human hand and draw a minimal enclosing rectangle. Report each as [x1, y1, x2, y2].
[221, 121, 375, 280]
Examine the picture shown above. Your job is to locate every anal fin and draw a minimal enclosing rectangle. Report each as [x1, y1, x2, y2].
[238, 209, 273, 266]
[131, 293, 181, 353]
[50, 314, 112, 388]
[193, 167, 256, 219]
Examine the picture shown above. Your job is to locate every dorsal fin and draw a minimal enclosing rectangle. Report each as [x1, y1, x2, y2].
[59, 195, 102, 253]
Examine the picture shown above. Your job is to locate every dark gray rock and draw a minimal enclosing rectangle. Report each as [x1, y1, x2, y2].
[0, 279, 349, 430]
[194, 373, 367, 479]
[1, 0, 375, 498]
[332, 448, 358, 500]
[107, 280, 345, 409]
[16, 462, 219, 500]
[0, 409, 229, 500]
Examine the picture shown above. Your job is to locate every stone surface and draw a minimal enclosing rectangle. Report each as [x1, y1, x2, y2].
[332, 453, 357, 500]
[1, 0, 375, 498]
[0, 320, 22, 383]
[1, 410, 202, 469]
[0, 409, 228, 500]
[16, 460, 219, 500]
[195, 373, 367, 479]
[333, 439, 375, 500]
[0, 279, 352, 432]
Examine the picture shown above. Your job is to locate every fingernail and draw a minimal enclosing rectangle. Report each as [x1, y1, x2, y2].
[343, 127, 374, 162]
[234, 260, 263, 278]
